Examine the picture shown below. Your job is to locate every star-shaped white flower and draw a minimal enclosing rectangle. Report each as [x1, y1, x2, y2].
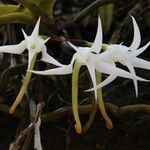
[88, 16, 149, 97]
[0, 17, 63, 70]
[31, 17, 145, 100]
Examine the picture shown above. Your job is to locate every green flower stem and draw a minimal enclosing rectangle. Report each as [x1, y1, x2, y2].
[72, 61, 82, 134]
[9, 54, 37, 114]
[96, 71, 113, 129]
[74, 0, 114, 24]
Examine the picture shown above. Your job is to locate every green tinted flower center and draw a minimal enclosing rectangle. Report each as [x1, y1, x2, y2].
[31, 43, 36, 50]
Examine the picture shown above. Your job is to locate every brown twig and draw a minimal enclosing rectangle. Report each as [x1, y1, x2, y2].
[0, 102, 150, 123]
[9, 102, 44, 150]
[21, 131, 33, 150]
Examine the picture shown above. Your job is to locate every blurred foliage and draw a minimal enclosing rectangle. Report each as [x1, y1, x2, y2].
[99, 3, 114, 34]
[0, 0, 57, 31]
[0, 5, 35, 25]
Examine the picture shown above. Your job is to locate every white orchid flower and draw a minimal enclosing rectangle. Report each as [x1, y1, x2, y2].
[88, 15, 149, 97]
[0, 17, 64, 113]
[31, 16, 146, 133]
[31, 16, 102, 99]
[31, 17, 144, 99]
[31, 16, 110, 133]
[0, 17, 63, 69]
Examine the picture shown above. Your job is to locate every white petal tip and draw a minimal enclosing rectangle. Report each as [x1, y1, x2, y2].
[67, 41, 78, 52]
[31, 17, 41, 37]
[90, 15, 102, 53]
[30, 70, 40, 74]
[129, 14, 134, 18]
[36, 17, 41, 27]
[44, 37, 51, 44]
[38, 16, 41, 21]
[138, 78, 149, 82]
[67, 41, 74, 48]
[84, 85, 96, 92]
[27, 70, 41, 74]
[135, 94, 138, 98]
[129, 15, 141, 51]
[84, 89, 90, 92]
[84, 89, 97, 101]
[21, 28, 27, 39]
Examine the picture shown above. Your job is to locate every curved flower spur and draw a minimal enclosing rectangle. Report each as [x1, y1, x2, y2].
[31, 17, 113, 133]
[88, 15, 150, 97]
[0, 17, 63, 113]
[31, 16, 146, 133]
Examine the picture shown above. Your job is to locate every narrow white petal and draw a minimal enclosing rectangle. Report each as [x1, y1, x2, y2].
[44, 37, 50, 44]
[70, 53, 77, 65]
[41, 48, 64, 67]
[94, 61, 115, 75]
[91, 16, 102, 54]
[21, 29, 28, 39]
[0, 40, 26, 54]
[67, 41, 79, 52]
[86, 62, 97, 100]
[125, 62, 138, 97]
[31, 17, 41, 37]
[132, 57, 150, 70]
[34, 118, 43, 150]
[28, 51, 36, 70]
[95, 61, 147, 82]
[86, 74, 117, 92]
[133, 41, 150, 56]
[129, 15, 141, 51]
[31, 64, 73, 75]
[119, 42, 124, 45]
[115, 67, 147, 82]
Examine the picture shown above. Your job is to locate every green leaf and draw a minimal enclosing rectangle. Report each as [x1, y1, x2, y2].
[0, 4, 51, 34]
[0, 4, 31, 15]
[18, 0, 57, 24]
[38, 0, 56, 20]
[0, 12, 35, 25]
[0, 5, 35, 25]
[0, 5, 20, 15]
[99, 3, 114, 34]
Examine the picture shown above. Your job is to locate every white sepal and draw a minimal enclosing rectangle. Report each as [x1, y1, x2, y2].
[34, 117, 43, 150]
